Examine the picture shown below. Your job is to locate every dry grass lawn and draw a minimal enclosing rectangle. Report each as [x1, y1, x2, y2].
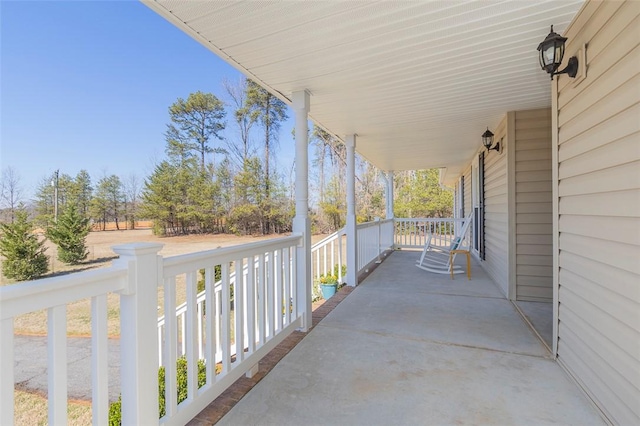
[15, 390, 91, 426]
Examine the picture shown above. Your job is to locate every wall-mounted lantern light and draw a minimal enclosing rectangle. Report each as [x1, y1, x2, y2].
[537, 25, 578, 80]
[482, 128, 500, 153]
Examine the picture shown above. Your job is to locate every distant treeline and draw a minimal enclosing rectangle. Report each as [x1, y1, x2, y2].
[0, 80, 452, 235]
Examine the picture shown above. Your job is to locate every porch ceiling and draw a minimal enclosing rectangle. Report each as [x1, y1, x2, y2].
[143, 0, 584, 183]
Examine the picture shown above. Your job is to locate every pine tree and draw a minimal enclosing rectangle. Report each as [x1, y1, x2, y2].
[92, 175, 124, 231]
[68, 170, 93, 218]
[141, 161, 181, 235]
[46, 202, 90, 264]
[166, 91, 227, 172]
[0, 207, 49, 281]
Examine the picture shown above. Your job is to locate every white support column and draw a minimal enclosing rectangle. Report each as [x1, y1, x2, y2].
[386, 171, 395, 219]
[345, 134, 358, 287]
[292, 90, 312, 332]
[112, 242, 163, 426]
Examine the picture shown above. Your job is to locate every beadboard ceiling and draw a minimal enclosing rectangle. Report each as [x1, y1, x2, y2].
[143, 0, 584, 183]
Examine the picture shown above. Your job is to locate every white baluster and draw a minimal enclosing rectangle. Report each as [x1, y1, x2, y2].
[48, 305, 67, 425]
[204, 266, 215, 384]
[164, 276, 177, 417]
[186, 271, 198, 400]
[92, 294, 109, 426]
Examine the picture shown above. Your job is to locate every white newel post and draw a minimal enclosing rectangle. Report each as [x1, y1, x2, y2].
[112, 243, 163, 425]
[293, 90, 312, 331]
[346, 134, 358, 287]
[386, 171, 394, 220]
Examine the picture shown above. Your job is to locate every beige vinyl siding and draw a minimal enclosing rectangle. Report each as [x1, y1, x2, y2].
[556, 1, 640, 424]
[515, 109, 552, 301]
[482, 115, 509, 296]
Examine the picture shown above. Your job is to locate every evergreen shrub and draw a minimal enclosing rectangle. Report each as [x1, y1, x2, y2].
[46, 202, 90, 264]
[0, 208, 49, 280]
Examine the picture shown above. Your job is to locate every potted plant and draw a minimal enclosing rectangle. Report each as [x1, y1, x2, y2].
[319, 274, 339, 300]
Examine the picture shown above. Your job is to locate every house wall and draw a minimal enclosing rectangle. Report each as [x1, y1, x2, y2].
[482, 115, 509, 297]
[453, 110, 551, 301]
[514, 109, 553, 301]
[554, 1, 640, 424]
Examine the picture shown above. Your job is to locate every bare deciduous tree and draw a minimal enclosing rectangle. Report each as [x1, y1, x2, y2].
[0, 166, 24, 223]
[123, 173, 142, 229]
[223, 77, 257, 166]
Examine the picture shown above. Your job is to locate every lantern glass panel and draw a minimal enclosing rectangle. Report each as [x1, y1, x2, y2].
[555, 43, 565, 65]
[538, 52, 544, 69]
[543, 45, 556, 66]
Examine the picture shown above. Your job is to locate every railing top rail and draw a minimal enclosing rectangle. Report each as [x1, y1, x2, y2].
[0, 266, 128, 319]
[163, 234, 302, 277]
[311, 228, 344, 250]
[394, 217, 462, 222]
[356, 219, 391, 230]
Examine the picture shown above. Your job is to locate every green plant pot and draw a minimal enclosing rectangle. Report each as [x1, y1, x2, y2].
[320, 283, 338, 300]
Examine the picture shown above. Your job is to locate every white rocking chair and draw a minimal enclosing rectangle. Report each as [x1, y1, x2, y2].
[416, 214, 473, 274]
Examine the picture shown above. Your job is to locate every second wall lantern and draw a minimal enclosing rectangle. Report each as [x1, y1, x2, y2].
[482, 128, 501, 153]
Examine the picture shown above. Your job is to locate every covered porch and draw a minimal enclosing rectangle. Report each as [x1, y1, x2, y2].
[199, 250, 601, 425]
[5, 0, 637, 424]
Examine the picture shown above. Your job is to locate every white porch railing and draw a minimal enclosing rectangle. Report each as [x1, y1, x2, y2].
[156, 254, 269, 368]
[161, 231, 347, 367]
[308, 218, 395, 284]
[0, 264, 130, 425]
[356, 218, 395, 273]
[158, 235, 302, 425]
[0, 235, 304, 426]
[311, 229, 345, 283]
[394, 217, 466, 249]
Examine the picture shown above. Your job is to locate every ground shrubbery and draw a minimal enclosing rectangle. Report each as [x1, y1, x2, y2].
[196, 266, 222, 293]
[108, 357, 208, 425]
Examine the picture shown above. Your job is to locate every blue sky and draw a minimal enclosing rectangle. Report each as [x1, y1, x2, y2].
[0, 1, 296, 200]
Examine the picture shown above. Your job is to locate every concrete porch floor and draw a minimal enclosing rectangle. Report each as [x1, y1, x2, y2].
[515, 300, 553, 350]
[216, 250, 604, 425]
